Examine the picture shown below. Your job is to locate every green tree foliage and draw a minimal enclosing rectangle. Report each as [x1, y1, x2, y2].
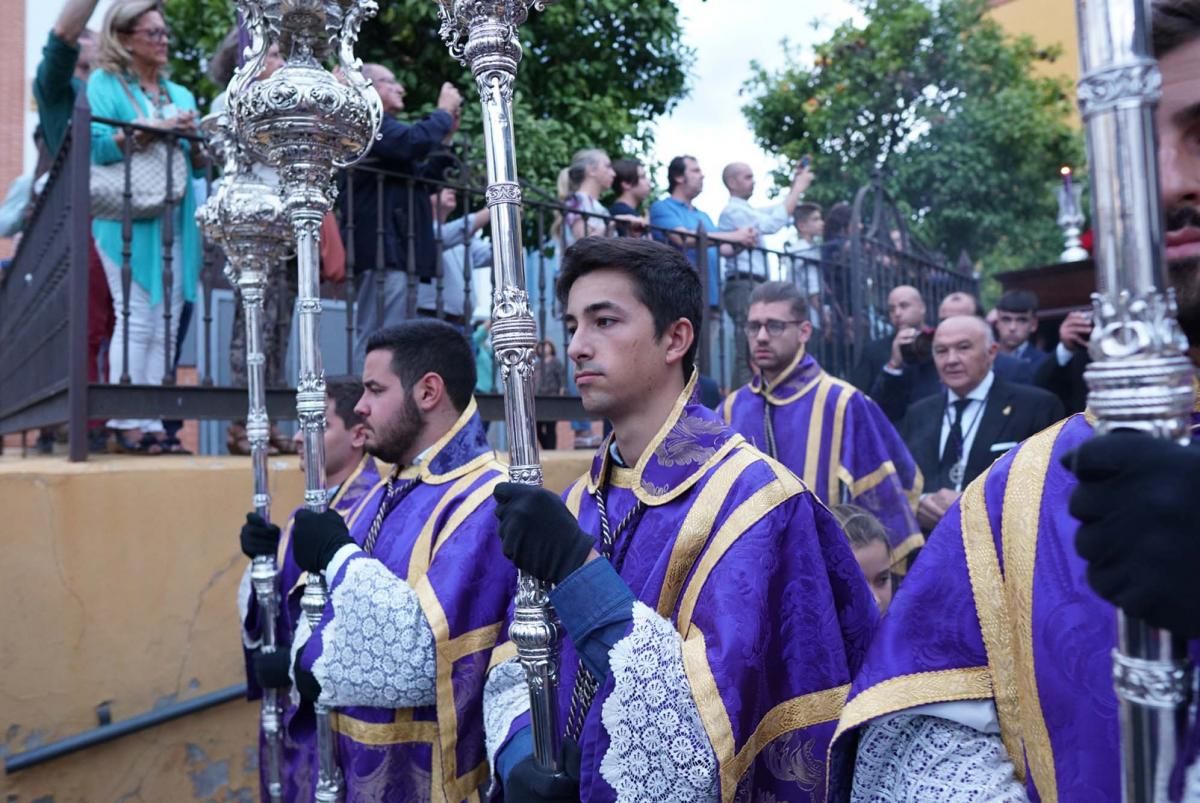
[164, 0, 692, 193]
[741, 0, 1084, 278]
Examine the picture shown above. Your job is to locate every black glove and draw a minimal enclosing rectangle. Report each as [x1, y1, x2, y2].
[493, 483, 594, 584]
[240, 512, 281, 559]
[253, 647, 292, 690]
[292, 509, 354, 574]
[504, 740, 582, 803]
[294, 663, 322, 703]
[1065, 432, 1200, 638]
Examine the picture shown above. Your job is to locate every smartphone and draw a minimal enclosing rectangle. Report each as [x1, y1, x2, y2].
[799, 156, 811, 170]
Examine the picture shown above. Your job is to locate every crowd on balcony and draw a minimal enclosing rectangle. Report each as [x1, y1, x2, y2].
[2, 0, 1075, 470]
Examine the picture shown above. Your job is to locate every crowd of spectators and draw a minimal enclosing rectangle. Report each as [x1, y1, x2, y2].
[5, 0, 1075, 471]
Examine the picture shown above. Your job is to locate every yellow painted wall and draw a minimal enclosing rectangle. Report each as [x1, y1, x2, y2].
[988, 0, 1081, 86]
[1, 450, 589, 801]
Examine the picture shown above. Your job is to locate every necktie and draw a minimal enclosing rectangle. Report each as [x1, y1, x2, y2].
[938, 398, 971, 488]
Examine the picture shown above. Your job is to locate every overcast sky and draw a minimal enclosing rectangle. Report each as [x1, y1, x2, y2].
[651, 0, 860, 235]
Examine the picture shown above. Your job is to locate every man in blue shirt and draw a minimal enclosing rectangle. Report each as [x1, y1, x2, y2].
[648, 155, 758, 307]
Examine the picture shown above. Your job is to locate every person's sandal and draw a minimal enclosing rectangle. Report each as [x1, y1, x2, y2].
[137, 433, 165, 455]
[107, 428, 145, 454]
[269, 426, 294, 455]
[160, 436, 192, 455]
[227, 423, 251, 455]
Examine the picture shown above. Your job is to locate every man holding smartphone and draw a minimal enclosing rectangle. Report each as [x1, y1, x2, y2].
[718, 157, 815, 388]
[1032, 307, 1093, 414]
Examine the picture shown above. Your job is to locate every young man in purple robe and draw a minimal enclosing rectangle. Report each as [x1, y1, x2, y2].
[829, 2, 1200, 798]
[722, 281, 924, 568]
[244, 320, 517, 801]
[483, 237, 879, 802]
[237, 375, 381, 802]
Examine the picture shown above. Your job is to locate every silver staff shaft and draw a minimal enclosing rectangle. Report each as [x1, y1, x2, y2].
[293, 207, 341, 802]
[436, 0, 563, 771]
[197, 85, 291, 800]
[243, 265, 284, 803]
[1074, 1, 1196, 799]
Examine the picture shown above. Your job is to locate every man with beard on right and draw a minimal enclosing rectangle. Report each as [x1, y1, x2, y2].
[828, 1, 1200, 800]
[282, 319, 517, 800]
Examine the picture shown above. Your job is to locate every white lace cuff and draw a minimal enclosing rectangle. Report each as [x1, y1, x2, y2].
[852, 713, 1028, 802]
[325, 543, 362, 585]
[310, 556, 436, 709]
[483, 658, 531, 776]
[237, 562, 261, 650]
[599, 601, 718, 802]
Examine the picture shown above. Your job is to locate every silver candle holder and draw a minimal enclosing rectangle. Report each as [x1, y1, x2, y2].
[197, 103, 292, 803]
[228, 1, 382, 800]
[434, 0, 564, 774]
[1057, 166, 1089, 262]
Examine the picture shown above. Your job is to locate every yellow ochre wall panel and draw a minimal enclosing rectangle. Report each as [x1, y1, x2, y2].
[1, 451, 589, 800]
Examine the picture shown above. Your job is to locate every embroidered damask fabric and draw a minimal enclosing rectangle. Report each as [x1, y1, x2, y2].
[310, 556, 436, 709]
[483, 658, 532, 773]
[852, 714, 1027, 803]
[598, 601, 718, 802]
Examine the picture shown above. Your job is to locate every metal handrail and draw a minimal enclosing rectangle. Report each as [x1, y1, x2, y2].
[3, 684, 247, 774]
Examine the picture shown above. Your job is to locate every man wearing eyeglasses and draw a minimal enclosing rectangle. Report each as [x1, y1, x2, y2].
[723, 281, 925, 569]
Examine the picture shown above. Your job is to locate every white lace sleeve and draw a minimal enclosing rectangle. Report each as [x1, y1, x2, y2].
[310, 556, 437, 709]
[237, 562, 260, 650]
[852, 713, 1028, 802]
[599, 601, 719, 803]
[483, 658, 531, 774]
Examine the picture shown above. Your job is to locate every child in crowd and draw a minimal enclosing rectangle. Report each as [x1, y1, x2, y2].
[832, 503, 894, 615]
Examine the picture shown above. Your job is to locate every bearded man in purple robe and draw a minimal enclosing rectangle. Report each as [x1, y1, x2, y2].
[483, 237, 879, 802]
[722, 280, 924, 569]
[829, 2, 1200, 799]
[246, 320, 516, 801]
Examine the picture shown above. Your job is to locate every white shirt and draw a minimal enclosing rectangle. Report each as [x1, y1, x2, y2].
[417, 214, 494, 317]
[788, 237, 823, 302]
[718, 197, 790, 279]
[938, 370, 995, 489]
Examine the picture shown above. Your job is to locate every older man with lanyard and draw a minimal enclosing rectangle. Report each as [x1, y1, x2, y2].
[899, 315, 1063, 533]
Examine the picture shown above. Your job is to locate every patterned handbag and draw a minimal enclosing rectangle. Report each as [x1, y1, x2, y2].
[89, 77, 189, 221]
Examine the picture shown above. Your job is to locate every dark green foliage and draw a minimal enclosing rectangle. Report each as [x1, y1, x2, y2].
[164, 0, 693, 193]
[741, 0, 1085, 285]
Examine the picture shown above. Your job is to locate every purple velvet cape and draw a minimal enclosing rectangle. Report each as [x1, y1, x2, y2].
[828, 412, 1200, 801]
[298, 400, 517, 803]
[241, 454, 383, 803]
[723, 350, 924, 567]
[492, 377, 879, 803]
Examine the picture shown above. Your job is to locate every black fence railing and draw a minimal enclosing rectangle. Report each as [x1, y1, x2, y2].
[0, 95, 975, 461]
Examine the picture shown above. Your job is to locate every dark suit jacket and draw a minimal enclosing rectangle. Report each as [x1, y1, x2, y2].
[867, 352, 1035, 424]
[901, 375, 1065, 492]
[1013, 342, 1050, 374]
[1034, 348, 1090, 415]
[342, 111, 454, 280]
[851, 336, 893, 392]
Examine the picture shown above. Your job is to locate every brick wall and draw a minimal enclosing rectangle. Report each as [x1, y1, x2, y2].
[0, 3, 27, 261]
